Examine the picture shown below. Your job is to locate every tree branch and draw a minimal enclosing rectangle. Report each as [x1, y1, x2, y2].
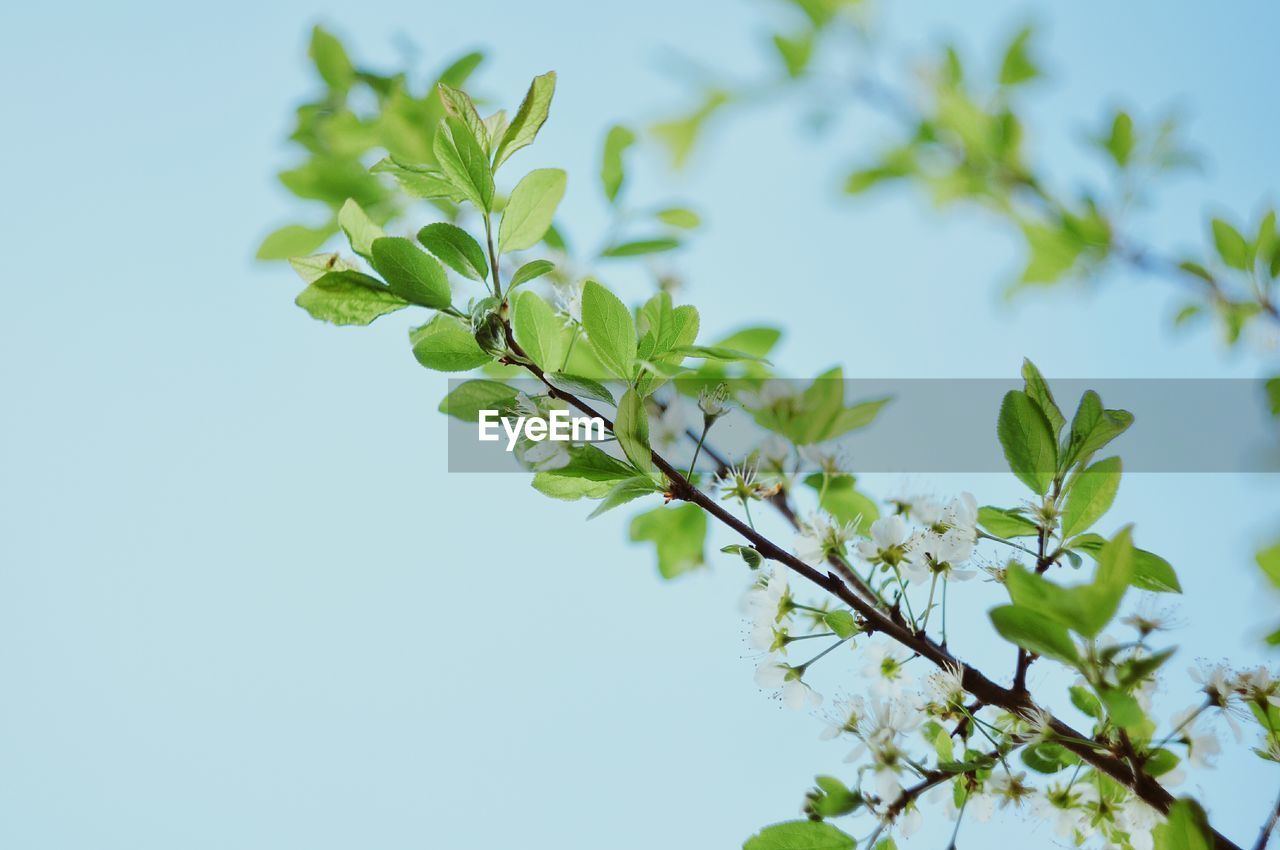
[1255, 789, 1280, 850]
[502, 325, 1243, 850]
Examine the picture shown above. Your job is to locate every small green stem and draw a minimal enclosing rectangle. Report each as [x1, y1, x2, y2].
[687, 422, 711, 479]
[920, 573, 939, 633]
[560, 326, 580, 371]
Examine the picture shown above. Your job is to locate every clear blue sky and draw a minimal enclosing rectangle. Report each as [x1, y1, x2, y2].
[1, 1, 1277, 848]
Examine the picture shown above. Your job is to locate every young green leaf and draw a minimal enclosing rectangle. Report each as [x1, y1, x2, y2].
[601, 237, 681, 257]
[512, 291, 567, 369]
[337, 199, 384, 260]
[997, 390, 1058, 495]
[417, 222, 489, 281]
[655, 207, 701, 229]
[977, 506, 1040, 538]
[600, 125, 636, 203]
[295, 271, 408, 326]
[614, 388, 653, 473]
[823, 610, 858, 639]
[257, 223, 334, 261]
[289, 252, 353, 284]
[1063, 390, 1134, 470]
[410, 314, 492, 372]
[742, 820, 855, 850]
[989, 604, 1079, 665]
[630, 503, 707, 580]
[498, 168, 567, 253]
[370, 237, 452, 308]
[508, 259, 555, 290]
[371, 158, 465, 201]
[721, 544, 763, 569]
[998, 27, 1040, 86]
[436, 82, 488, 153]
[493, 71, 556, 170]
[587, 476, 661, 519]
[1153, 800, 1213, 850]
[545, 372, 616, 405]
[309, 26, 353, 92]
[438, 380, 519, 421]
[1211, 217, 1251, 271]
[434, 117, 495, 211]
[1061, 456, 1121, 538]
[1021, 358, 1065, 439]
[581, 280, 637, 380]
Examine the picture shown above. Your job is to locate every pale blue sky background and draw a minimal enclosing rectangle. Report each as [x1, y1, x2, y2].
[2, 1, 1278, 848]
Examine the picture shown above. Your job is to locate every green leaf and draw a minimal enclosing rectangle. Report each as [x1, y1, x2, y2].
[493, 71, 556, 170]
[1258, 540, 1280, 588]
[417, 222, 489, 281]
[531, 444, 635, 500]
[587, 476, 661, 519]
[581, 280, 637, 380]
[499, 168, 567, 253]
[310, 26, 353, 92]
[508, 259, 555, 290]
[772, 31, 815, 78]
[601, 125, 636, 203]
[370, 237, 452, 309]
[1265, 376, 1280, 417]
[656, 207, 702, 229]
[295, 271, 408, 326]
[1061, 456, 1121, 538]
[671, 345, 769, 363]
[743, 820, 855, 850]
[630, 503, 707, 579]
[721, 544, 763, 569]
[1154, 800, 1213, 850]
[1021, 359, 1066, 439]
[989, 604, 1079, 665]
[512, 291, 567, 369]
[1099, 687, 1146, 729]
[1005, 527, 1135, 637]
[257, 223, 333, 260]
[601, 237, 681, 257]
[1211, 217, 1251, 271]
[337, 199, 385, 260]
[371, 158, 465, 201]
[1069, 685, 1102, 718]
[614, 389, 652, 473]
[410, 314, 492, 372]
[1021, 742, 1073, 774]
[546, 372, 616, 405]
[438, 380, 518, 421]
[998, 27, 1040, 86]
[436, 82, 488, 153]
[823, 610, 858, 639]
[806, 474, 878, 534]
[997, 390, 1057, 495]
[289, 252, 352, 284]
[714, 327, 783, 358]
[1103, 111, 1136, 167]
[1061, 390, 1133, 471]
[1072, 535, 1181, 594]
[652, 90, 729, 169]
[977, 506, 1040, 538]
[434, 117, 495, 211]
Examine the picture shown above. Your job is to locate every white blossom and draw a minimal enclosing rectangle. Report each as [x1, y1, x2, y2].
[754, 660, 821, 710]
[861, 640, 914, 697]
